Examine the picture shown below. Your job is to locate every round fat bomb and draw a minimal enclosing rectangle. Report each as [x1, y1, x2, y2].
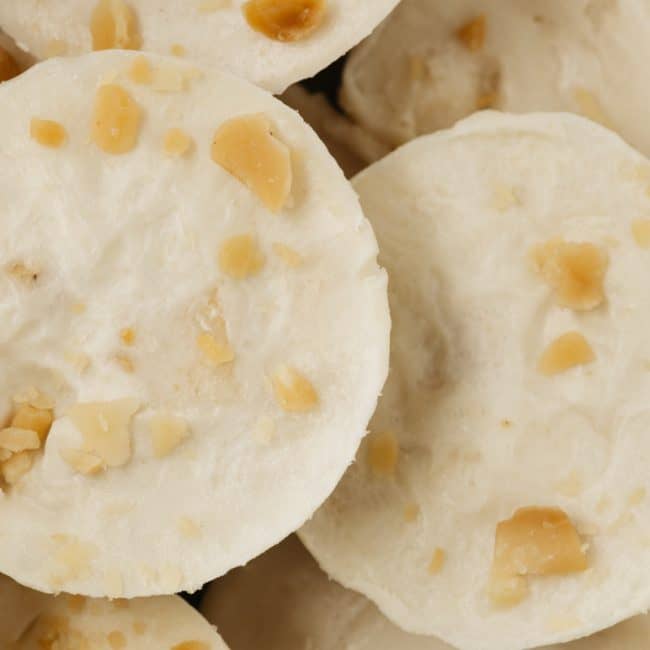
[0, 0, 399, 94]
[341, 0, 650, 157]
[300, 111, 650, 649]
[202, 537, 650, 650]
[11, 591, 228, 649]
[0, 50, 389, 597]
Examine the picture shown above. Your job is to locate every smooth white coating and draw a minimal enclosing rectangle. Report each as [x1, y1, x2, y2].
[0, 51, 389, 597]
[0, 0, 400, 94]
[301, 112, 650, 649]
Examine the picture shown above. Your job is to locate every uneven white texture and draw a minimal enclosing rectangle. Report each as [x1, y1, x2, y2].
[301, 112, 650, 650]
[0, 51, 389, 597]
[203, 537, 650, 650]
[0, 0, 399, 93]
[12, 592, 228, 649]
[342, 0, 650, 156]
[0, 575, 48, 644]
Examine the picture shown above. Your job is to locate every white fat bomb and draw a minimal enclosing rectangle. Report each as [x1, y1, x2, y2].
[202, 537, 650, 650]
[342, 0, 650, 157]
[301, 111, 650, 650]
[0, 0, 400, 94]
[12, 593, 228, 649]
[0, 576, 48, 644]
[0, 50, 389, 598]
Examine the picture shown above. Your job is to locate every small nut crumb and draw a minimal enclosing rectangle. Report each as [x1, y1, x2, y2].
[7, 261, 40, 284]
[11, 404, 53, 443]
[243, 0, 327, 42]
[272, 365, 318, 412]
[30, 118, 67, 148]
[60, 448, 104, 476]
[1, 451, 34, 484]
[538, 331, 595, 376]
[531, 238, 609, 311]
[197, 332, 235, 366]
[107, 630, 126, 650]
[632, 220, 650, 248]
[456, 15, 487, 51]
[128, 55, 153, 84]
[120, 327, 136, 345]
[367, 431, 399, 477]
[211, 114, 292, 212]
[13, 387, 54, 410]
[178, 516, 202, 538]
[573, 87, 613, 130]
[164, 128, 193, 157]
[114, 353, 135, 373]
[170, 44, 186, 57]
[91, 84, 142, 155]
[273, 242, 303, 267]
[0, 46, 20, 83]
[149, 413, 190, 458]
[218, 234, 266, 279]
[91, 0, 141, 51]
[428, 548, 446, 575]
[0, 427, 41, 452]
[488, 572, 529, 609]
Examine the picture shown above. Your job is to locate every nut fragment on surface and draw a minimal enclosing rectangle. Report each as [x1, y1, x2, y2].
[2, 452, 35, 484]
[538, 331, 595, 376]
[0, 46, 20, 83]
[211, 114, 292, 212]
[367, 431, 399, 477]
[632, 220, 650, 248]
[120, 327, 136, 345]
[149, 413, 190, 458]
[488, 507, 588, 607]
[428, 548, 446, 575]
[531, 238, 609, 310]
[0, 427, 41, 453]
[91, 84, 142, 155]
[11, 404, 54, 442]
[164, 128, 193, 157]
[60, 448, 104, 475]
[218, 234, 266, 279]
[272, 365, 318, 412]
[30, 118, 67, 148]
[456, 15, 487, 51]
[128, 55, 153, 84]
[273, 242, 303, 267]
[91, 0, 141, 51]
[197, 332, 235, 366]
[243, 0, 327, 42]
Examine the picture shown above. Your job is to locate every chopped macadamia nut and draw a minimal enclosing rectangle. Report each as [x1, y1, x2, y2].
[91, 83, 142, 155]
[120, 327, 136, 345]
[68, 398, 140, 467]
[164, 128, 193, 157]
[0, 46, 19, 83]
[1, 451, 34, 484]
[30, 118, 67, 148]
[60, 448, 104, 476]
[632, 220, 650, 248]
[11, 404, 53, 442]
[197, 332, 235, 366]
[367, 431, 399, 477]
[128, 55, 153, 84]
[91, 0, 141, 51]
[428, 548, 446, 575]
[211, 114, 292, 212]
[243, 0, 327, 42]
[149, 413, 190, 458]
[13, 387, 54, 410]
[0, 427, 41, 452]
[456, 15, 487, 51]
[531, 238, 609, 310]
[218, 234, 266, 279]
[272, 366, 318, 412]
[573, 87, 613, 130]
[273, 242, 303, 267]
[538, 331, 595, 375]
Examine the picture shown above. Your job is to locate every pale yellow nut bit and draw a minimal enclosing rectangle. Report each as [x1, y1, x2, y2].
[91, 0, 141, 50]
[218, 234, 266, 279]
[538, 332, 595, 376]
[211, 114, 292, 212]
[1, 451, 34, 485]
[0, 46, 20, 83]
[91, 84, 142, 155]
[149, 413, 190, 458]
[30, 119, 67, 149]
[164, 128, 193, 157]
[197, 332, 235, 366]
[120, 327, 136, 345]
[367, 431, 399, 477]
[60, 448, 104, 476]
[272, 366, 318, 412]
[531, 238, 609, 311]
[428, 548, 446, 575]
[11, 404, 53, 443]
[244, 0, 327, 42]
[0, 427, 41, 453]
[128, 55, 153, 85]
[456, 15, 487, 51]
[632, 220, 650, 248]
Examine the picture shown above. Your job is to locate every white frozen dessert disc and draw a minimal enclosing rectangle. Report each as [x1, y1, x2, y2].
[300, 111, 650, 649]
[12, 592, 229, 649]
[0, 0, 400, 94]
[0, 50, 389, 598]
[342, 0, 650, 157]
[0, 576, 48, 644]
[202, 537, 650, 650]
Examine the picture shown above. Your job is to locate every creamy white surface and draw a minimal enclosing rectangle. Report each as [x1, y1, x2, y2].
[301, 112, 650, 650]
[13, 593, 228, 649]
[0, 0, 399, 94]
[0, 51, 389, 597]
[342, 0, 650, 156]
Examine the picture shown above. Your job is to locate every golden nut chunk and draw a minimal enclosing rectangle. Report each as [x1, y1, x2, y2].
[60, 448, 104, 476]
[272, 366, 318, 412]
[0, 46, 20, 83]
[531, 238, 609, 311]
[428, 548, 446, 575]
[367, 431, 399, 477]
[1, 451, 35, 485]
[211, 114, 292, 212]
[197, 332, 235, 366]
[0, 427, 41, 452]
[119, 327, 136, 345]
[456, 14, 487, 52]
[30, 118, 67, 148]
[218, 234, 266, 279]
[11, 404, 53, 443]
[91, 0, 141, 51]
[538, 331, 595, 376]
[91, 83, 142, 155]
[164, 128, 193, 157]
[243, 0, 327, 42]
[149, 413, 190, 458]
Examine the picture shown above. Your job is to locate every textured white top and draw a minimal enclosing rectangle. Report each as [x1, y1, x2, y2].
[0, 0, 400, 93]
[301, 112, 650, 650]
[0, 51, 389, 597]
